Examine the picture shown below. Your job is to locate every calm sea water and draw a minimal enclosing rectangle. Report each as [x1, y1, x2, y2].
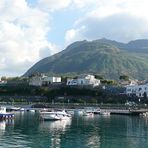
[0, 112, 148, 148]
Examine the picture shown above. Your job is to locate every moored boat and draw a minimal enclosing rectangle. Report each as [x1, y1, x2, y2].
[82, 111, 94, 116]
[0, 106, 14, 120]
[140, 112, 148, 117]
[100, 111, 110, 116]
[29, 109, 36, 112]
[93, 108, 101, 114]
[82, 107, 96, 116]
[40, 110, 71, 121]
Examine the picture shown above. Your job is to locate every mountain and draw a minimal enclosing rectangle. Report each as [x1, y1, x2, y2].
[24, 39, 148, 79]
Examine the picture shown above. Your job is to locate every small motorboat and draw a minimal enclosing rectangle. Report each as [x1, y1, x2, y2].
[29, 109, 36, 113]
[82, 111, 94, 116]
[40, 110, 71, 121]
[140, 112, 148, 117]
[93, 108, 101, 114]
[0, 106, 14, 120]
[82, 107, 95, 116]
[100, 111, 110, 116]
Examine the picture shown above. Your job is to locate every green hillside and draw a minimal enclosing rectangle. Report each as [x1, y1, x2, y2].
[24, 39, 148, 79]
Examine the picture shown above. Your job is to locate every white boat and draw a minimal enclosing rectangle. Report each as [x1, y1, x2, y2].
[93, 108, 101, 114]
[141, 112, 148, 117]
[29, 109, 35, 113]
[10, 106, 20, 111]
[82, 111, 94, 116]
[0, 106, 14, 120]
[40, 110, 71, 121]
[82, 107, 95, 116]
[19, 108, 25, 111]
[66, 110, 74, 116]
[100, 111, 110, 116]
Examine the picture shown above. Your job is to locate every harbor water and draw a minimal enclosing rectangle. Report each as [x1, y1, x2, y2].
[0, 112, 148, 148]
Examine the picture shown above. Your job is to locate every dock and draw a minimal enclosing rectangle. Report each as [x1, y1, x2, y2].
[101, 109, 147, 116]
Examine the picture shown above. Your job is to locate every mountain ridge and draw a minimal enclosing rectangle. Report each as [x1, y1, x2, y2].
[24, 39, 148, 79]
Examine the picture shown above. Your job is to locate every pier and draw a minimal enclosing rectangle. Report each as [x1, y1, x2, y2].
[101, 109, 147, 115]
[1, 102, 148, 116]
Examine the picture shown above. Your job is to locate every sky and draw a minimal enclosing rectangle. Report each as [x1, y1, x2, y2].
[1, 0, 148, 77]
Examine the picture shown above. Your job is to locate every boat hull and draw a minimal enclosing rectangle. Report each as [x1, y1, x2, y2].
[0, 113, 14, 120]
[40, 111, 71, 121]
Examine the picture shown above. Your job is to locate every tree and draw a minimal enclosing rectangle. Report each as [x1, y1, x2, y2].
[101, 79, 117, 85]
[94, 75, 103, 80]
[1, 76, 7, 81]
[119, 75, 129, 81]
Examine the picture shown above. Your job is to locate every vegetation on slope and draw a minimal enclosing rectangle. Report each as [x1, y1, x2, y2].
[24, 39, 148, 79]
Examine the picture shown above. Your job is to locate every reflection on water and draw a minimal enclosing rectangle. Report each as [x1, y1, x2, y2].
[0, 119, 14, 131]
[0, 112, 148, 148]
[0, 121, 6, 131]
[86, 135, 100, 148]
[39, 119, 71, 132]
[0, 113, 34, 148]
[39, 119, 72, 148]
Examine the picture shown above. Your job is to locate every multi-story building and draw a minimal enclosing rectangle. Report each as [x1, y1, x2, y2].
[29, 75, 61, 86]
[126, 83, 148, 98]
[67, 74, 100, 87]
[135, 84, 148, 98]
[126, 85, 137, 96]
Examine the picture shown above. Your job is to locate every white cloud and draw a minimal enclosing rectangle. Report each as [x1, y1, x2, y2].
[1, 0, 148, 77]
[38, 0, 72, 11]
[65, 0, 148, 44]
[72, 0, 97, 8]
[39, 44, 59, 58]
[0, 0, 58, 77]
[65, 26, 86, 44]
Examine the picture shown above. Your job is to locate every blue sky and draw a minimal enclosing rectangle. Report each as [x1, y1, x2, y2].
[1, 0, 148, 77]
[47, 9, 82, 45]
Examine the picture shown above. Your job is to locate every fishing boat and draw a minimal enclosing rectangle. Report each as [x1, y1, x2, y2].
[0, 106, 14, 120]
[40, 110, 71, 121]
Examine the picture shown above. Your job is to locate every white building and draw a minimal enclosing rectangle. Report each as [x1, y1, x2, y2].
[29, 76, 43, 86]
[126, 83, 148, 98]
[126, 85, 137, 96]
[136, 84, 148, 98]
[43, 76, 61, 83]
[67, 74, 100, 87]
[29, 75, 61, 86]
[120, 79, 138, 86]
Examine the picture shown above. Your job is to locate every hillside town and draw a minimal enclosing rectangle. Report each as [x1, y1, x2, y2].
[29, 74, 101, 88]
[0, 74, 148, 102]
